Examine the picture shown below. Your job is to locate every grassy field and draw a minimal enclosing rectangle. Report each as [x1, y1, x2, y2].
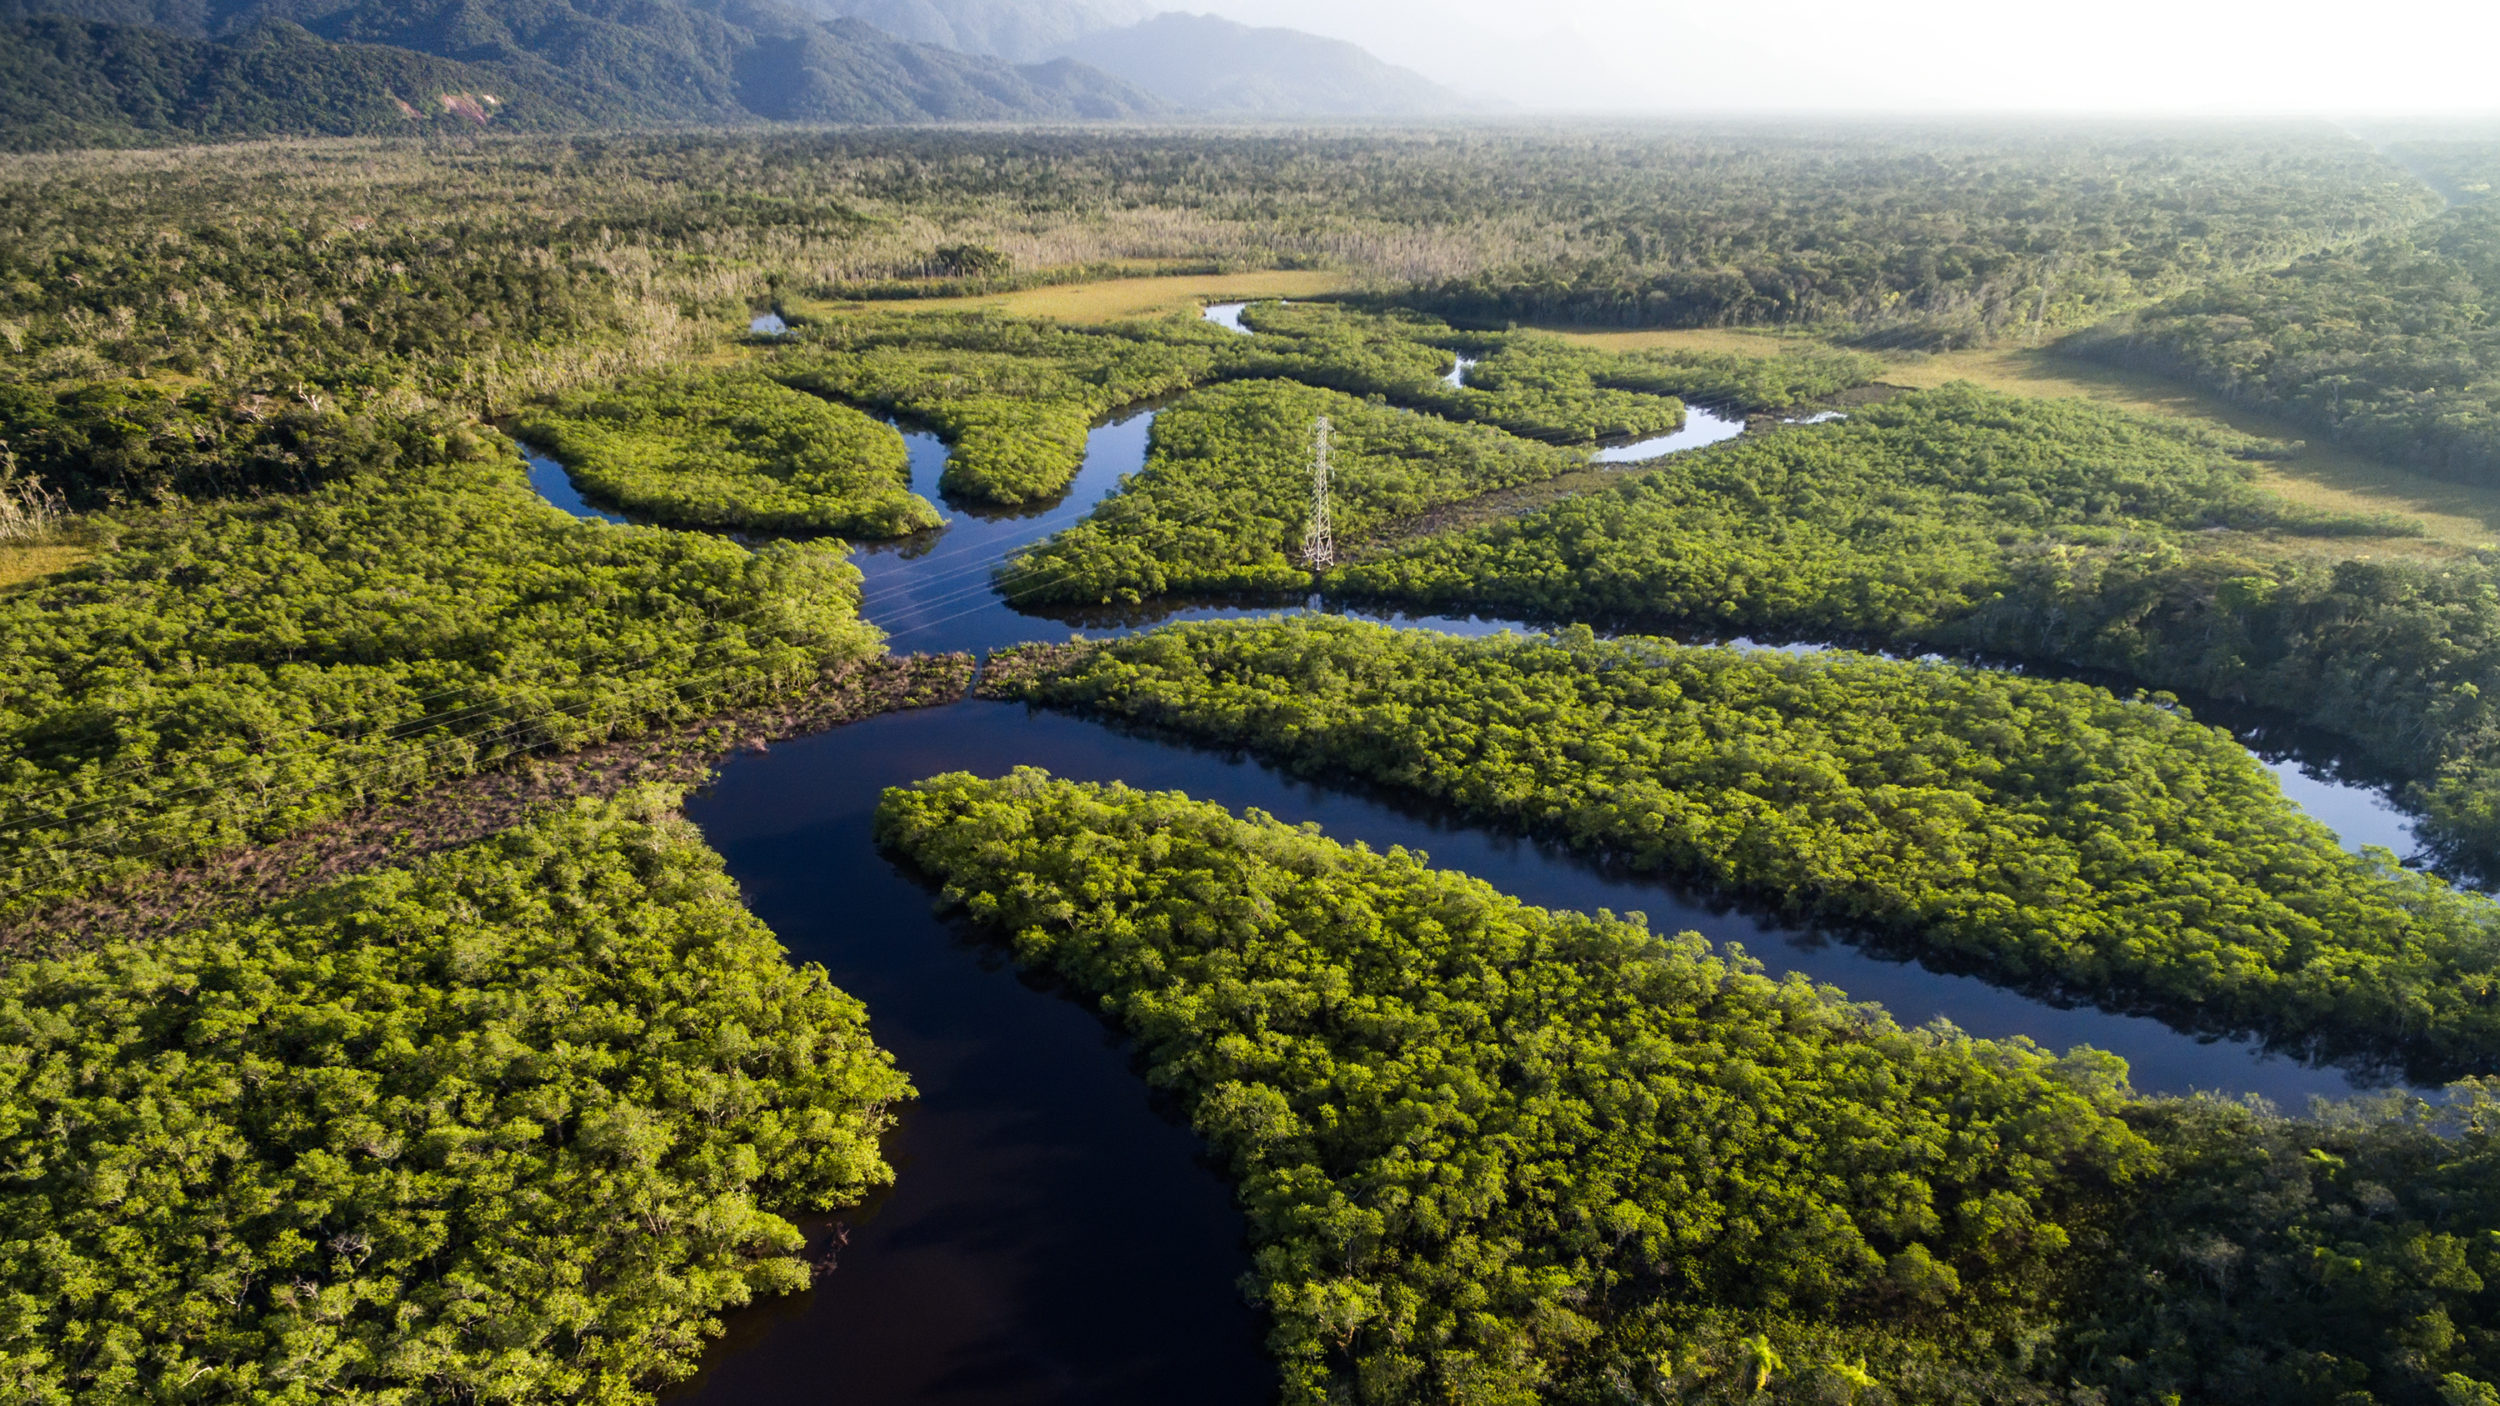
[0, 545, 89, 589]
[1549, 325, 2500, 556]
[1543, 326, 1804, 358]
[788, 269, 1356, 325]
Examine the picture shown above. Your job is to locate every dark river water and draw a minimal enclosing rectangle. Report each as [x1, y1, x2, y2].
[518, 321, 2443, 1405]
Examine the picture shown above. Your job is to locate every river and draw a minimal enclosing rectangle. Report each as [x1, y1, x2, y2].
[512, 324, 2440, 1404]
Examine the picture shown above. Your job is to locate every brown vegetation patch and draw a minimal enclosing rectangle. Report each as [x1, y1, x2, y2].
[1346, 466, 1648, 558]
[0, 543, 89, 589]
[975, 641, 1100, 700]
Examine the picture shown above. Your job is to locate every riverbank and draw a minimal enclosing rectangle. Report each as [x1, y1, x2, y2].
[3, 652, 973, 956]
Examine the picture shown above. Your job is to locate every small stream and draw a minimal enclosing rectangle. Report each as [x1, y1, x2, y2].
[1207, 300, 1748, 459]
[1202, 300, 1254, 334]
[522, 447, 631, 524]
[522, 336, 2445, 1405]
[1590, 403, 1749, 460]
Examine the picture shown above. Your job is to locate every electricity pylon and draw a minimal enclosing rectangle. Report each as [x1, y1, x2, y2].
[1303, 415, 1334, 572]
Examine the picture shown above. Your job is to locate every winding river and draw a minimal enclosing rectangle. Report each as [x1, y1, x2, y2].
[512, 304, 2440, 1404]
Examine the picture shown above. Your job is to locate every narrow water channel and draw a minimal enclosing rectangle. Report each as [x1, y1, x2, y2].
[1201, 300, 1254, 333]
[518, 353, 2444, 1405]
[1589, 403, 1748, 459]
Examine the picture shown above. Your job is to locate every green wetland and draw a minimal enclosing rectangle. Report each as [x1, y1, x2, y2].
[507, 367, 2482, 1406]
[11, 124, 2500, 1406]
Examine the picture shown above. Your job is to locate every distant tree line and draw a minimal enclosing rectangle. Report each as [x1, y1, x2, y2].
[2072, 202, 2500, 488]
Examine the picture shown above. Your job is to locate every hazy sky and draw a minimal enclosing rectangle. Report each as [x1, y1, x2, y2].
[1193, 0, 2500, 114]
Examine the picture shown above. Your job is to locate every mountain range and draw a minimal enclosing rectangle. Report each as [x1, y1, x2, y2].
[809, 3, 1471, 114]
[1052, 12, 1467, 117]
[806, 0, 1151, 62]
[0, 0, 1475, 149]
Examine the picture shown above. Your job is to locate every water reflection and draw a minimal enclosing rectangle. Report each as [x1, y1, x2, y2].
[517, 441, 632, 524]
[850, 410, 1161, 657]
[1200, 301, 1252, 334]
[1589, 403, 1750, 460]
[2264, 759, 2423, 859]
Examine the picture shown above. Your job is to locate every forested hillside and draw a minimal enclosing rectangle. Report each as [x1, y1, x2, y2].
[0, 15, 569, 149]
[1052, 12, 1470, 116]
[0, 0, 1166, 145]
[2073, 200, 2500, 487]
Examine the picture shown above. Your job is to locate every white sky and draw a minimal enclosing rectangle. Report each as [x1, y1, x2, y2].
[1189, 0, 2500, 114]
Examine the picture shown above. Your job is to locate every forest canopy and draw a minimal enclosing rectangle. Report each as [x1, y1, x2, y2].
[0, 786, 910, 1403]
[512, 367, 941, 536]
[997, 378, 1585, 604]
[983, 616, 2500, 1077]
[0, 119, 2493, 1406]
[2072, 201, 2500, 489]
[0, 444, 881, 924]
[879, 766, 2500, 1406]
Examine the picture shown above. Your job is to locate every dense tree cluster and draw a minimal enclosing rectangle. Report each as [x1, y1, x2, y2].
[2073, 202, 2500, 488]
[0, 786, 910, 1402]
[774, 310, 1220, 503]
[0, 377, 488, 507]
[878, 767, 2156, 1406]
[1937, 544, 2500, 869]
[0, 124, 2489, 1406]
[997, 379, 1581, 603]
[1320, 386, 2500, 867]
[1363, 128, 2435, 347]
[984, 617, 2500, 1076]
[1336, 385, 2393, 638]
[1231, 301, 1874, 429]
[879, 767, 2500, 1405]
[0, 445, 880, 921]
[1224, 302, 1685, 442]
[2074, 1091, 2500, 1406]
[512, 367, 940, 535]
[0, 125, 2434, 432]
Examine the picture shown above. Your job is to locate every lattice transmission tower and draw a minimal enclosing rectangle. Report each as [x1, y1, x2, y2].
[1302, 415, 1334, 571]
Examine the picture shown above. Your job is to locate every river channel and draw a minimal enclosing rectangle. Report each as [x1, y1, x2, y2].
[514, 303, 2440, 1404]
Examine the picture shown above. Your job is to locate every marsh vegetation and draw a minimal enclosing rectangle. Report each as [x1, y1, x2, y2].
[5, 121, 2500, 1406]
